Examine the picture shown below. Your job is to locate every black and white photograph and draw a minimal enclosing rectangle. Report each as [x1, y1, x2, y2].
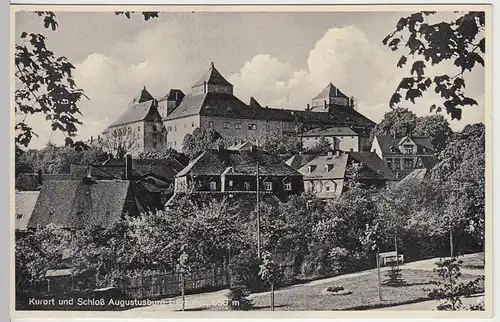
[11, 4, 492, 317]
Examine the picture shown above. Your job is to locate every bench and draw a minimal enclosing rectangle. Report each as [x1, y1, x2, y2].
[379, 251, 404, 266]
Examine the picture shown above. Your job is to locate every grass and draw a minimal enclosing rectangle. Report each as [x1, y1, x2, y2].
[460, 252, 485, 269]
[204, 269, 484, 311]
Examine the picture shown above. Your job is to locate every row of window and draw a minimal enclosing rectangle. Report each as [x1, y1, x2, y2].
[209, 181, 292, 191]
[387, 158, 414, 169]
[167, 122, 197, 132]
[210, 121, 281, 132]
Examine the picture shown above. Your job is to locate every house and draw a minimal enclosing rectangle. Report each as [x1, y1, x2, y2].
[15, 191, 40, 233]
[285, 153, 317, 170]
[173, 144, 303, 201]
[15, 170, 72, 191]
[27, 167, 162, 230]
[371, 135, 437, 179]
[159, 62, 376, 151]
[103, 87, 167, 156]
[297, 151, 396, 199]
[300, 126, 371, 152]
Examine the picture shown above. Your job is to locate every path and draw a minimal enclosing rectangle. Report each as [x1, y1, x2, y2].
[128, 253, 484, 312]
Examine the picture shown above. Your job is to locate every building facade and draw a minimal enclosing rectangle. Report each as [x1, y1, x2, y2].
[371, 135, 437, 179]
[103, 87, 167, 156]
[301, 126, 372, 152]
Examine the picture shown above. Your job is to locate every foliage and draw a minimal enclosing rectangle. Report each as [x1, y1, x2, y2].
[182, 127, 224, 159]
[227, 250, 258, 310]
[306, 136, 331, 155]
[384, 11, 485, 120]
[101, 127, 140, 158]
[371, 108, 418, 139]
[15, 225, 71, 292]
[258, 252, 283, 286]
[137, 147, 189, 165]
[414, 114, 453, 152]
[427, 257, 484, 310]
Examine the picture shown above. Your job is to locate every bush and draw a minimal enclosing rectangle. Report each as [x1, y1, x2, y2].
[227, 284, 253, 311]
[228, 249, 263, 293]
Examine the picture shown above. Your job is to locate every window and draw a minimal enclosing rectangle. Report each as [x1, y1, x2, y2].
[325, 164, 333, 172]
[210, 181, 217, 191]
[223, 122, 230, 129]
[235, 123, 242, 130]
[248, 124, 257, 130]
[394, 159, 401, 169]
[174, 125, 177, 131]
[308, 165, 317, 174]
[244, 182, 251, 190]
[208, 121, 213, 128]
[404, 158, 414, 169]
[284, 182, 292, 191]
[228, 180, 234, 187]
[387, 158, 393, 169]
[404, 145, 413, 154]
[174, 141, 177, 147]
[192, 122, 195, 128]
[266, 124, 270, 131]
[264, 182, 272, 191]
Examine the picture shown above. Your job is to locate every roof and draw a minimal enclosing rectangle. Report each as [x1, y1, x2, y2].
[313, 83, 348, 100]
[177, 148, 301, 178]
[298, 154, 349, 180]
[15, 191, 40, 231]
[192, 63, 232, 87]
[285, 154, 318, 170]
[227, 141, 256, 151]
[302, 126, 359, 137]
[375, 135, 435, 155]
[28, 180, 132, 230]
[349, 152, 397, 181]
[399, 168, 429, 184]
[294, 108, 376, 128]
[108, 100, 156, 128]
[130, 87, 154, 105]
[159, 89, 185, 102]
[100, 157, 185, 181]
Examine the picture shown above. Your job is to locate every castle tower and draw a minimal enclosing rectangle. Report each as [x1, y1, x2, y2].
[310, 83, 350, 112]
[191, 62, 233, 95]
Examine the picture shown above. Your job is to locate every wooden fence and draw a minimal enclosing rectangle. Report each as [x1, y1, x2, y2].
[119, 265, 229, 299]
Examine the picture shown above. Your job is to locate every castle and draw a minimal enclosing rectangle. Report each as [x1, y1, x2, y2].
[104, 62, 376, 155]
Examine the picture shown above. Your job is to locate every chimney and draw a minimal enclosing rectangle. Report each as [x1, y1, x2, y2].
[250, 145, 256, 153]
[125, 154, 133, 180]
[90, 136, 93, 143]
[306, 103, 310, 111]
[216, 144, 224, 152]
[211, 62, 214, 68]
[336, 150, 341, 157]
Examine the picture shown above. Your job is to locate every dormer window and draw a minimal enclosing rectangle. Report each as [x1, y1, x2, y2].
[325, 164, 334, 172]
[403, 145, 413, 155]
[264, 182, 272, 191]
[308, 165, 317, 174]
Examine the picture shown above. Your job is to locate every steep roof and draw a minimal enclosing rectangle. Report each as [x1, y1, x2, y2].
[159, 89, 185, 102]
[313, 83, 348, 100]
[298, 154, 349, 180]
[15, 191, 40, 231]
[399, 168, 429, 184]
[349, 151, 397, 181]
[28, 180, 132, 229]
[192, 63, 232, 87]
[177, 148, 301, 178]
[285, 154, 318, 170]
[302, 126, 359, 137]
[293, 108, 376, 128]
[130, 86, 154, 105]
[108, 100, 157, 128]
[100, 157, 185, 182]
[375, 135, 435, 155]
[227, 141, 257, 151]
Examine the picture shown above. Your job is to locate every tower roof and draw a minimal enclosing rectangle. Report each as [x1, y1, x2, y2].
[313, 83, 348, 100]
[130, 86, 155, 105]
[192, 62, 232, 87]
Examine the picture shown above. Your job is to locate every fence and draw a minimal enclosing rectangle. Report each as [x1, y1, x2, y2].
[119, 265, 229, 300]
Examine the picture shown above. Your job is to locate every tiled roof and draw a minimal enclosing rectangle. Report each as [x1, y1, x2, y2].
[108, 100, 156, 128]
[349, 152, 397, 181]
[313, 83, 348, 100]
[399, 168, 429, 183]
[177, 148, 301, 178]
[130, 87, 154, 105]
[285, 154, 318, 170]
[15, 191, 40, 231]
[302, 126, 359, 137]
[159, 89, 185, 102]
[28, 180, 132, 230]
[100, 157, 185, 182]
[298, 154, 349, 180]
[192, 63, 232, 87]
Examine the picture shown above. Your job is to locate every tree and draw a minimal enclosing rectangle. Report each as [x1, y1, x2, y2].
[101, 127, 140, 158]
[261, 135, 302, 160]
[384, 11, 485, 120]
[258, 251, 283, 311]
[182, 127, 224, 159]
[307, 136, 332, 155]
[15, 11, 158, 150]
[371, 108, 418, 139]
[414, 114, 453, 152]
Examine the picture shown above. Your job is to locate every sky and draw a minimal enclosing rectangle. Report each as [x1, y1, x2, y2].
[15, 10, 486, 150]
